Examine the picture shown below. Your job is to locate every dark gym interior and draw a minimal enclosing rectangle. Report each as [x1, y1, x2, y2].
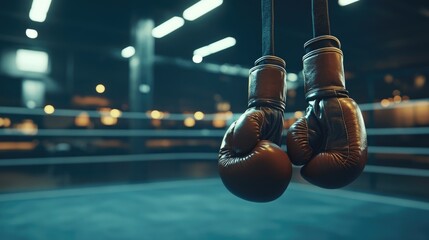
[0, 0, 428, 239]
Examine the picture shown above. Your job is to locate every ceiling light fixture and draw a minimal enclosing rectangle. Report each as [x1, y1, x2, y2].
[25, 29, 38, 39]
[338, 0, 359, 6]
[183, 0, 223, 21]
[121, 46, 135, 58]
[29, 0, 52, 22]
[16, 49, 49, 73]
[152, 16, 185, 38]
[193, 37, 236, 58]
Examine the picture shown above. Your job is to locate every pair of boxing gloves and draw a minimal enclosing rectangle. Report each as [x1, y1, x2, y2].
[218, 35, 368, 202]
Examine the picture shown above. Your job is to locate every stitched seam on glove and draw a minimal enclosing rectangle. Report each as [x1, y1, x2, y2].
[305, 118, 313, 159]
[336, 98, 350, 167]
[322, 101, 330, 152]
[258, 108, 266, 141]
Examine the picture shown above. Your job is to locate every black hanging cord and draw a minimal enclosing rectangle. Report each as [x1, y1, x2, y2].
[261, 0, 274, 56]
[312, 0, 331, 37]
[305, 0, 340, 52]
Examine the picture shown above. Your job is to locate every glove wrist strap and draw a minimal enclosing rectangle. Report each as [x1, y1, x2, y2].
[248, 99, 285, 112]
[248, 55, 287, 112]
[302, 36, 347, 101]
[306, 88, 349, 100]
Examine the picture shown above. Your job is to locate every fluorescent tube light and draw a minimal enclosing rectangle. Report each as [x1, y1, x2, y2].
[152, 17, 185, 38]
[338, 0, 359, 6]
[29, 0, 52, 22]
[193, 37, 236, 57]
[192, 55, 203, 63]
[183, 0, 223, 21]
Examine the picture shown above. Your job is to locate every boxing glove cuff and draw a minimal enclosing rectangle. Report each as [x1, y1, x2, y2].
[304, 35, 341, 51]
[303, 36, 348, 101]
[248, 55, 287, 112]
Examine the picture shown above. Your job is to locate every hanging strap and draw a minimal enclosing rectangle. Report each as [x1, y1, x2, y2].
[305, 0, 340, 53]
[312, 0, 331, 37]
[261, 0, 274, 56]
[256, 0, 285, 67]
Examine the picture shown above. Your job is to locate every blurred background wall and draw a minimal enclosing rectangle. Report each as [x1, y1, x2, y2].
[0, 2, 428, 238]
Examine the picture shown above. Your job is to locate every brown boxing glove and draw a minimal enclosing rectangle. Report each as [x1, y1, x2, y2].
[286, 36, 367, 188]
[219, 56, 292, 202]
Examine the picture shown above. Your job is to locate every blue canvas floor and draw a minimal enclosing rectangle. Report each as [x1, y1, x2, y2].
[0, 178, 428, 240]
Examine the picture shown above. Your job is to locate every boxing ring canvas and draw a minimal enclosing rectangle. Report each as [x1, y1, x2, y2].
[0, 178, 428, 240]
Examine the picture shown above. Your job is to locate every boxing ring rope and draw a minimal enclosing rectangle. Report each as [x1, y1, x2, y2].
[1, 127, 429, 137]
[0, 97, 428, 120]
[0, 98, 428, 178]
[0, 151, 428, 178]
[0, 98, 428, 138]
[0, 129, 227, 137]
[0, 153, 219, 166]
[358, 98, 429, 111]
